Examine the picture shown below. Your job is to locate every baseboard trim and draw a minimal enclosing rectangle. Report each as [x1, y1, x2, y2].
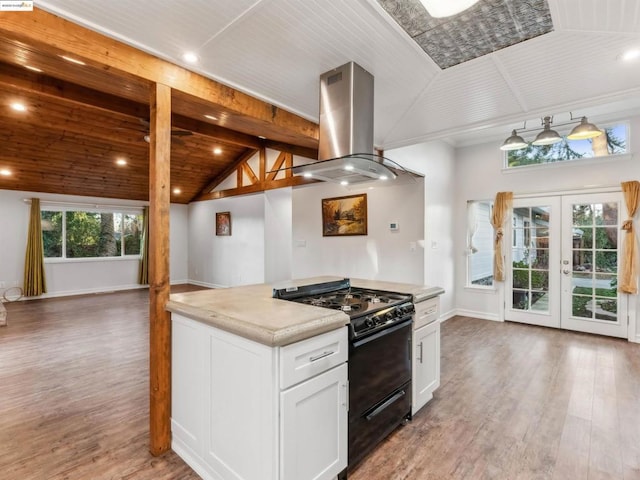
[36, 284, 147, 300]
[439, 309, 457, 323]
[189, 279, 226, 289]
[454, 309, 502, 322]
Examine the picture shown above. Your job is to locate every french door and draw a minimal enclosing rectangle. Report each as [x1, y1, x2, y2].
[505, 193, 628, 339]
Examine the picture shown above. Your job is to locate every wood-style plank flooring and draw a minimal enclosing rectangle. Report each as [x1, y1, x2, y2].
[350, 317, 640, 480]
[1, 291, 639, 479]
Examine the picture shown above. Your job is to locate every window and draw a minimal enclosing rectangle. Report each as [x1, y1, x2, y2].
[506, 124, 628, 168]
[467, 200, 494, 287]
[41, 209, 143, 259]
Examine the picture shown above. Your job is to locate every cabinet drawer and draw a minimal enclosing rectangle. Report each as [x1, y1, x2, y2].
[280, 327, 347, 390]
[414, 297, 439, 330]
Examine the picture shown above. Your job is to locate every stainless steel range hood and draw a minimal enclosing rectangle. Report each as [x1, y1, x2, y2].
[290, 62, 418, 186]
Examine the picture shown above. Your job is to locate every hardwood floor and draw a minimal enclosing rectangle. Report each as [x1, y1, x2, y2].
[350, 317, 640, 480]
[1, 293, 639, 480]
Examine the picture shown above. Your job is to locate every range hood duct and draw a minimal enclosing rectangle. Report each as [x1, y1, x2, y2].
[291, 62, 416, 185]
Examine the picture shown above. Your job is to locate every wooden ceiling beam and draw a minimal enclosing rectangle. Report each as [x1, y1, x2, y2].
[196, 176, 318, 201]
[171, 114, 262, 149]
[0, 61, 149, 118]
[0, 8, 319, 145]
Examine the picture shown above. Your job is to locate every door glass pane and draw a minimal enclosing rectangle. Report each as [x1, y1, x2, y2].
[573, 204, 593, 226]
[570, 201, 619, 323]
[595, 228, 617, 249]
[572, 295, 591, 318]
[511, 204, 551, 313]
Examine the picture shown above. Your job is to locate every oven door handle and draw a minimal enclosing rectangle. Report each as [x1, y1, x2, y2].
[352, 318, 412, 348]
[365, 389, 407, 421]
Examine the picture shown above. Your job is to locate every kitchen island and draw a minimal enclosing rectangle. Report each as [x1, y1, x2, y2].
[166, 277, 443, 480]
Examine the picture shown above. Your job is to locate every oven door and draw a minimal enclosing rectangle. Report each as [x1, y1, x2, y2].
[348, 317, 412, 467]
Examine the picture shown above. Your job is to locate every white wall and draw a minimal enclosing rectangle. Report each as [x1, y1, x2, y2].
[291, 178, 425, 285]
[0, 189, 189, 298]
[188, 194, 265, 288]
[264, 188, 293, 283]
[388, 141, 457, 319]
[454, 114, 640, 341]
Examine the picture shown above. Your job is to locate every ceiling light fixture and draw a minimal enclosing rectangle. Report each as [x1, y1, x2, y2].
[61, 55, 86, 65]
[10, 102, 27, 112]
[24, 65, 42, 72]
[213, 147, 222, 155]
[500, 130, 528, 151]
[204, 114, 218, 121]
[532, 116, 562, 146]
[418, 0, 480, 18]
[0, 168, 11, 176]
[499, 113, 603, 151]
[116, 158, 127, 166]
[567, 117, 602, 140]
[182, 52, 198, 64]
[173, 188, 182, 195]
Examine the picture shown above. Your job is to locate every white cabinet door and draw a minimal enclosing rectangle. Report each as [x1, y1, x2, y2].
[412, 321, 440, 415]
[280, 363, 348, 480]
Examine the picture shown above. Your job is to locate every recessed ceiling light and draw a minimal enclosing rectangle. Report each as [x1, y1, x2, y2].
[340, 180, 349, 186]
[344, 165, 354, 171]
[24, 65, 42, 72]
[182, 52, 198, 64]
[303, 172, 313, 178]
[10, 102, 27, 112]
[620, 49, 640, 62]
[213, 147, 223, 155]
[204, 114, 218, 121]
[116, 158, 127, 166]
[61, 55, 86, 65]
[380, 175, 388, 180]
[0, 169, 11, 176]
[258, 135, 266, 140]
[173, 188, 182, 195]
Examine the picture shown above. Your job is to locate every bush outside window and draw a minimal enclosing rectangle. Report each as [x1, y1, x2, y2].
[506, 123, 627, 168]
[42, 210, 143, 259]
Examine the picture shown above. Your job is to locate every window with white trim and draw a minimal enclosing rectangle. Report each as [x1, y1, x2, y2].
[42, 209, 143, 259]
[467, 200, 494, 287]
[505, 123, 628, 168]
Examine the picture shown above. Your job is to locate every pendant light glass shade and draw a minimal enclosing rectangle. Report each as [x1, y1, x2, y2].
[532, 116, 562, 146]
[419, 0, 480, 18]
[500, 130, 528, 151]
[567, 116, 602, 140]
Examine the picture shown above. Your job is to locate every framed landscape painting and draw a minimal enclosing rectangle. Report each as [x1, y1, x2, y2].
[321, 193, 367, 236]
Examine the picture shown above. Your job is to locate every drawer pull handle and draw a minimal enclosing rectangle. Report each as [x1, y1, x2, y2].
[309, 350, 334, 362]
[418, 341, 424, 364]
[420, 308, 436, 316]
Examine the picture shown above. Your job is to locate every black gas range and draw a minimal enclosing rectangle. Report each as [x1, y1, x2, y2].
[273, 278, 414, 474]
[273, 278, 414, 339]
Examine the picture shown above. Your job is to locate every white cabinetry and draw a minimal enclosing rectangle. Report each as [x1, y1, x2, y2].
[171, 313, 348, 480]
[411, 297, 441, 416]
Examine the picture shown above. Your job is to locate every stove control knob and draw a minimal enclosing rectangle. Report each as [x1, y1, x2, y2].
[365, 318, 374, 328]
[385, 312, 394, 322]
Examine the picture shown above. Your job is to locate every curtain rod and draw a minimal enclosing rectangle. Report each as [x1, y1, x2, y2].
[467, 184, 623, 203]
[23, 198, 148, 210]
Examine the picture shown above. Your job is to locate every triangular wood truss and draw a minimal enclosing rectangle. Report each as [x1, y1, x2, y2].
[195, 147, 315, 201]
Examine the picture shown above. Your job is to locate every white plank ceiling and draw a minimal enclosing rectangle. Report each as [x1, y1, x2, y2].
[37, 0, 640, 149]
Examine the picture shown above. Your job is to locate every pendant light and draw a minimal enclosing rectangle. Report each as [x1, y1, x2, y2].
[419, 0, 480, 18]
[532, 116, 562, 146]
[567, 116, 603, 140]
[500, 130, 527, 151]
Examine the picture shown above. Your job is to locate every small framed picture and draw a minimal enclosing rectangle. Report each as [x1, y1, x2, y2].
[321, 193, 368, 236]
[216, 211, 231, 236]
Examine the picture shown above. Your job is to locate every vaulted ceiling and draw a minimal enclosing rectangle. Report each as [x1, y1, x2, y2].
[1, 1, 640, 203]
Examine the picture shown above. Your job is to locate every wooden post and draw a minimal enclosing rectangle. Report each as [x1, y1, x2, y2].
[148, 82, 172, 456]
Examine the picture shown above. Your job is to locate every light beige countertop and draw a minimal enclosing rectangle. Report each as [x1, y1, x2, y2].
[166, 276, 444, 347]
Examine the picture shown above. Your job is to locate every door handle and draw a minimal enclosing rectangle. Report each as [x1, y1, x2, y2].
[418, 341, 424, 364]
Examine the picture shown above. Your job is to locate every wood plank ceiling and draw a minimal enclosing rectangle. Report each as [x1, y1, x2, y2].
[0, 9, 319, 204]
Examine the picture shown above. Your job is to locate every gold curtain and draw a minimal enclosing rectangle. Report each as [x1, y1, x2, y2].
[491, 191, 514, 282]
[619, 181, 640, 294]
[23, 198, 47, 296]
[138, 206, 149, 285]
